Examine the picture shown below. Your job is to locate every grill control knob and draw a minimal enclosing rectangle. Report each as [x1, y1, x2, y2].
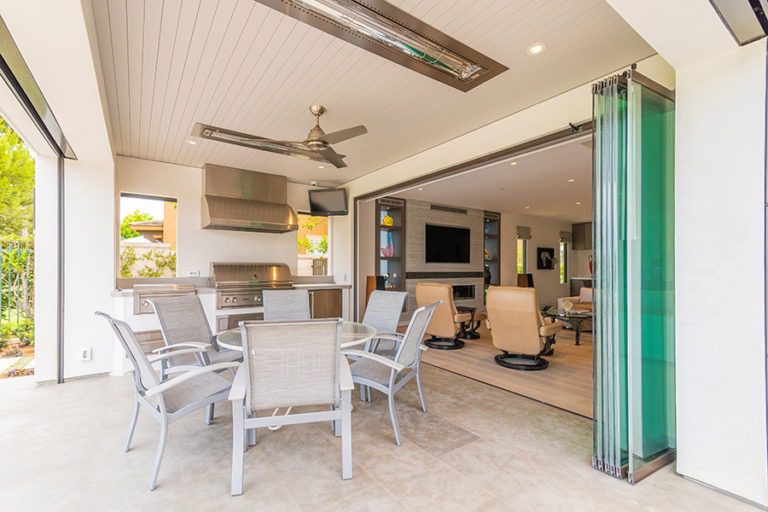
[224, 297, 231, 303]
[232, 297, 238, 304]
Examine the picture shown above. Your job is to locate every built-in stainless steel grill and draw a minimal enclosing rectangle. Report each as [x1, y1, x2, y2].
[210, 262, 293, 309]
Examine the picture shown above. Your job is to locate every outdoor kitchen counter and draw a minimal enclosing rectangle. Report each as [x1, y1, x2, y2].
[110, 284, 351, 297]
[292, 283, 351, 289]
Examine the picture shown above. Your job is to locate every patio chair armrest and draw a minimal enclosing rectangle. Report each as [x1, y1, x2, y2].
[228, 365, 248, 401]
[374, 332, 403, 344]
[342, 350, 405, 372]
[147, 348, 207, 364]
[339, 357, 354, 392]
[151, 342, 210, 354]
[145, 362, 241, 397]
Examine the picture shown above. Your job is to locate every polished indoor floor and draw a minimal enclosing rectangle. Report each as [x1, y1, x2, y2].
[0, 366, 754, 511]
[423, 326, 593, 417]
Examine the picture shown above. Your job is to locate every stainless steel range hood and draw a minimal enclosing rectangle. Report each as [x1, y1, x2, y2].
[201, 164, 298, 233]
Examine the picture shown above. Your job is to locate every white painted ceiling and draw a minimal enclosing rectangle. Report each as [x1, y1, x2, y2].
[89, 0, 652, 186]
[396, 137, 593, 222]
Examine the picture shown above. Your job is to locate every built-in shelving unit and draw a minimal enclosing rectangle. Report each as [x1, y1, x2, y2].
[375, 197, 406, 291]
[483, 211, 501, 301]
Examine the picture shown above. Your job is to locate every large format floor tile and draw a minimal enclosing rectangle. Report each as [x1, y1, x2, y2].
[0, 365, 754, 511]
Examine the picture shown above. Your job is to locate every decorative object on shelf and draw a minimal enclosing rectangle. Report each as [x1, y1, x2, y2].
[484, 221, 490, 234]
[561, 299, 574, 313]
[588, 254, 593, 275]
[537, 247, 556, 269]
[380, 230, 395, 257]
[382, 213, 394, 226]
[484, 248, 490, 261]
[484, 265, 492, 285]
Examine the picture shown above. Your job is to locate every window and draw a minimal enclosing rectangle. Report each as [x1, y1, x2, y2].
[297, 213, 330, 276]
[560, 242, 568, 284]
[516, 239, 528, 274]
[119, 194, 177, 278]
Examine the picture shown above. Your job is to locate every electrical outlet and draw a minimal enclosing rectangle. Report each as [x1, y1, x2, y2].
[79, 347, 92, 361]
[188, 270, 200, 277]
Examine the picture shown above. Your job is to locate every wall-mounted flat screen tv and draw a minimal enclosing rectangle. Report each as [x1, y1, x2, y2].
[309, 188, 348, 216]
[425, 224, 471, 263]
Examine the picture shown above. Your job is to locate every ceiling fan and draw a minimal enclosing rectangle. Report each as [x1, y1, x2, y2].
[191, 105, 367, 169]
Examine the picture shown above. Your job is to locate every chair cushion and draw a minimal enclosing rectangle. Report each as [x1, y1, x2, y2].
[579, 287, 593, 303]
[162, 371, 231, 413]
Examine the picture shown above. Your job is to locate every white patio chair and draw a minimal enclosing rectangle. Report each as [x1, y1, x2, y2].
[95, 312, 239, 491]
[229, 318, 353, 496]
[359, 290, 407, 401]
[262, 289, 311, 321]
[148, 295, 242, 367]
[344, 301, 438, 446]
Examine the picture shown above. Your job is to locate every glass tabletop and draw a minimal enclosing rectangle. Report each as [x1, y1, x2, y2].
[216, 320, 377, 351]
[543, 307, 593, 319]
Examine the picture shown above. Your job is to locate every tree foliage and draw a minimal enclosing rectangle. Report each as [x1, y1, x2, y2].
[120, 209, 153, 240]
[0, 118, 34, 238]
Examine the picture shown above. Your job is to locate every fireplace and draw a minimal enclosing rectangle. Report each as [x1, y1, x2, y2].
[452, 284, 476, 300]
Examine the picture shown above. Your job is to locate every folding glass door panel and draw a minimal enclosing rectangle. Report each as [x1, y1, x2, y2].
[626, 81, 676, 483]
[592, 71, 675, 483]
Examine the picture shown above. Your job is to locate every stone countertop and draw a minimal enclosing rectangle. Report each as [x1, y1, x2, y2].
[112, 283, 350, 297]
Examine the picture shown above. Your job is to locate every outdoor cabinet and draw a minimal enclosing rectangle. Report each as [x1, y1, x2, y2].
[309, 288, 343, 319]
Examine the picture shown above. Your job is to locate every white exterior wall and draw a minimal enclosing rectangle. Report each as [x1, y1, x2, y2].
[116, 156, 312, 277]
[674, 41, 768, 505]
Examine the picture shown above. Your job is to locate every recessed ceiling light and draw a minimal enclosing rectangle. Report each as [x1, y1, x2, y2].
[568, 178, 575, 182]
[318, 165, 325, 169]
[509, 161, 518, 166]
[418, 188, 423, 191]
[527, 43, 547, 56]
[576, 201, 582, 205]
[525, 206, 530, 209]
[186, 140, 198, 145]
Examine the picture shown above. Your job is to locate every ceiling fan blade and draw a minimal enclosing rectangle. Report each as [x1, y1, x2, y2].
[321, 125, 368, 144]
[317, 147, 348, 168]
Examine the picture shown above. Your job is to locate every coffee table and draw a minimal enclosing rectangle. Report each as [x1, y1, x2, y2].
[542, 307, 592, 345]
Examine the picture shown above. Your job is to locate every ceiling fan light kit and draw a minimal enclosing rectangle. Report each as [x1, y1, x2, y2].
[192, 104, 367, 168]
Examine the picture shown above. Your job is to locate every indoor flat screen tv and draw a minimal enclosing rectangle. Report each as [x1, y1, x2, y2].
[308, 188, 348, 216]
[425, 224, 471, 263]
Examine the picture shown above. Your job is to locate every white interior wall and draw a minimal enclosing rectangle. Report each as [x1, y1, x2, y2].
[499, 213, 572, 306]
[116, 156, 312, 277]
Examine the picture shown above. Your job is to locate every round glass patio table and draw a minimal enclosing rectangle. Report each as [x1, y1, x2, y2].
[216, 320, 377, 351]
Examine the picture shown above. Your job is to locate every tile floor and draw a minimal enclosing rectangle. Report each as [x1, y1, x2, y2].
[0, 365, 756, 511]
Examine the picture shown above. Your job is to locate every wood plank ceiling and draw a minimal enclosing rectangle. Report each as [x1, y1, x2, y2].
[89, 0, 652, 186]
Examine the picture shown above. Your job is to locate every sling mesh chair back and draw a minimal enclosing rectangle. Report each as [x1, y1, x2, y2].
[229, 319, 354, 495]
[149, 295, 241, 367]
[262, 289, 311, 321]
[361, 290, 407, 355]
[345, 302, 438, 445]
[95, 312, 237, 490]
